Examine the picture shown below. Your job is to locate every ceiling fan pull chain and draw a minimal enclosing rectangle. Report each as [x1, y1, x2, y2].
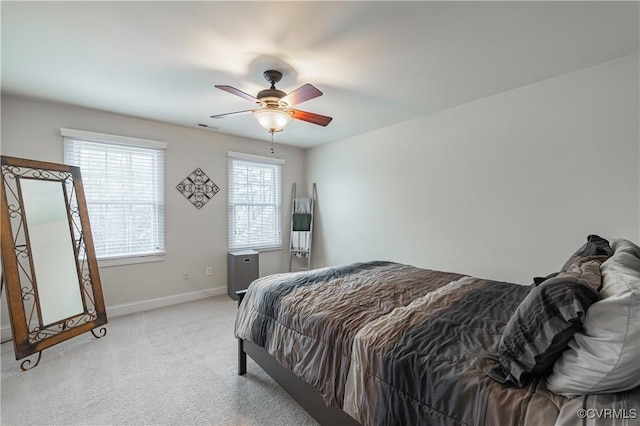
[270, 131, 275, 154]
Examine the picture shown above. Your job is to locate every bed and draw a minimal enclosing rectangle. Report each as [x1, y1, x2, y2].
[234, 237, 640, 425]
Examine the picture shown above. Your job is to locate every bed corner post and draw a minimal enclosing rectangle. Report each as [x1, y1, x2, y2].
[236, 289, 248, 375]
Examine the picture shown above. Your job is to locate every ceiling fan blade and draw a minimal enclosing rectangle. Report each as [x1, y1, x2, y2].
[290, 109, 333, 127]
[215, 85, 260, 104]
[281, 84, 323, 106]
[210, 110, 254, 119]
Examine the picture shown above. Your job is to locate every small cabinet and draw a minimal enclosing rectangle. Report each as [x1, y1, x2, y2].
[227, 250, 259, 300]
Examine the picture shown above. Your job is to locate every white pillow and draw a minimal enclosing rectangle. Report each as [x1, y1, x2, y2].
[546, 239, 640, 397]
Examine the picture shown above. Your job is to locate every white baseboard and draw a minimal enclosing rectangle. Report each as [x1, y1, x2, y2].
[1, 326, 12, 345]
[107, 286, 227, 318]
[0, 286, 227, 342]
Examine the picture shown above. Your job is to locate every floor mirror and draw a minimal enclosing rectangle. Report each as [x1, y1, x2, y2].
[0, 156, 107, 370]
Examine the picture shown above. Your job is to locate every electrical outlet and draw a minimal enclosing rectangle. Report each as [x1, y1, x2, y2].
[206, 267, 212, 276]
[183, 269, 189, 279]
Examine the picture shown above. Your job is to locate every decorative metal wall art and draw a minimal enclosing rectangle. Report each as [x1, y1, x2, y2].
[176, 168, 220, 209]
[0, 156, 107, 370]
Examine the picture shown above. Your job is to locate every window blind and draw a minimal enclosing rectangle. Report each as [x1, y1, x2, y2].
[63, 129, 166, 261]
[228, 152, 284, 251]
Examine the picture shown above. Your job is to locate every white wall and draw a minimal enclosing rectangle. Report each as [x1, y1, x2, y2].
[0, 96, 305, 335]
[306, 54, 640, 284]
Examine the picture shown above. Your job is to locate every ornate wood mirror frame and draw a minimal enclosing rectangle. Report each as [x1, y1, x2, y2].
[0, 156, 107, 370]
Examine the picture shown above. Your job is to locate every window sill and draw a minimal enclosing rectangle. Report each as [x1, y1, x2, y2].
[229, 246, 282, 253]
[97, 253, 166, 268]
[255, 247, 283, 253]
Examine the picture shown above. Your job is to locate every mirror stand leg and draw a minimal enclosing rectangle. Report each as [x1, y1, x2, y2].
[20, 351, 42, 371]
[90, 327, 107, 339]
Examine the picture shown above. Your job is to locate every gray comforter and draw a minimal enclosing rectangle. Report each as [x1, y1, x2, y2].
[235, 261, 640, 426]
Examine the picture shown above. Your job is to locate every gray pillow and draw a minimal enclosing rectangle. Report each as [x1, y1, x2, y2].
[489, 257, 604, 387]
[560, 235, 613, 272]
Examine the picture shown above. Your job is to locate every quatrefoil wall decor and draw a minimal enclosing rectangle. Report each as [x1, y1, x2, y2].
[176, 168, 220, 209]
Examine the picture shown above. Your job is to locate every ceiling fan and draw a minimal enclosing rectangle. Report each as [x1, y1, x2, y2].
[210, 70, 333, 134]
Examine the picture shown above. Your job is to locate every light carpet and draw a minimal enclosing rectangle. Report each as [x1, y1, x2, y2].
[0, 295, 318, 426]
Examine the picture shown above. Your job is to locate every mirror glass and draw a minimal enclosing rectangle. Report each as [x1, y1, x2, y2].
[20, 178, 84, 325]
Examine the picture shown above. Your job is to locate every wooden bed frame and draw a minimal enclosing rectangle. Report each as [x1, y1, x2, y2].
[236, 290, 360, 426]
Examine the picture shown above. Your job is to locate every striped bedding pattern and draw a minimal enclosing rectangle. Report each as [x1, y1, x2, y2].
[234, 261, 640, 426]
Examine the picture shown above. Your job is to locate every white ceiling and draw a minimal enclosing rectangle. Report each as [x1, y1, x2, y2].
[2, 1, 638, 148]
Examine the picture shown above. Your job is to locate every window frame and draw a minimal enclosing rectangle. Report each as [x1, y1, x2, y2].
[227, 151, 285, 252]
[62, 128, 167, 267]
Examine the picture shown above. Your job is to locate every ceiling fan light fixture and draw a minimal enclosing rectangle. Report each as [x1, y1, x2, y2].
[253, 109, 292, 133]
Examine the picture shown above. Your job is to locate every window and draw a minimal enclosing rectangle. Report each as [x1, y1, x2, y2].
[62, 128, 166, 264]
[228, 151, 284, 251]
